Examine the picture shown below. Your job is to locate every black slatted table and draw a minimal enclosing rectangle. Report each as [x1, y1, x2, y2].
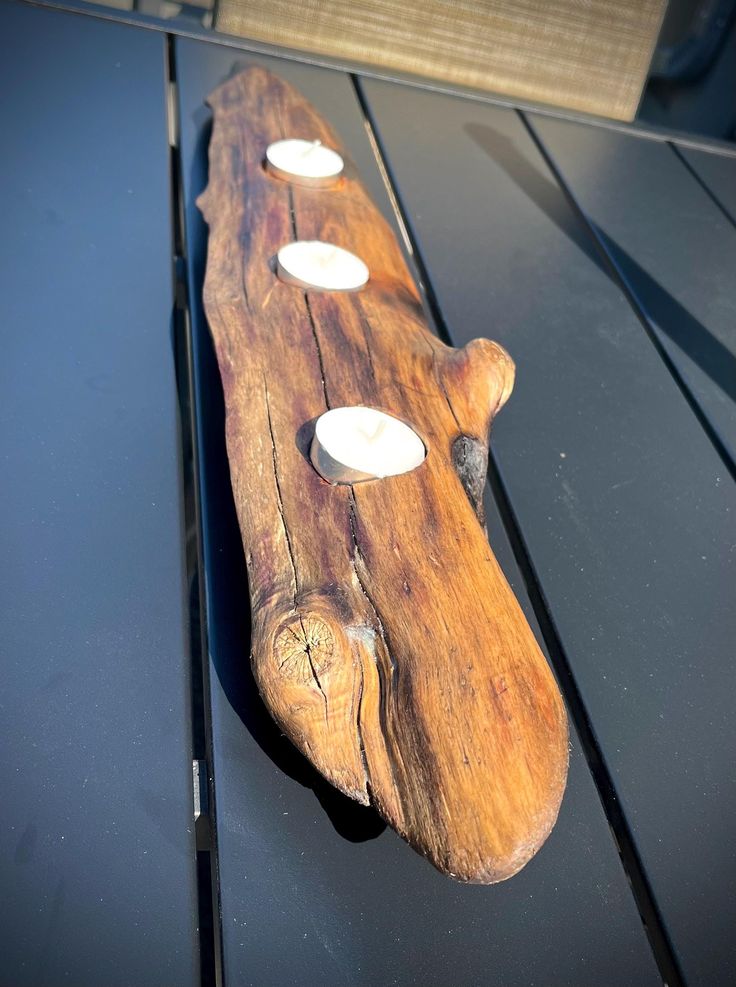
[3, 4, 736, 985]
[527, 114, 736, 466]
[0, 3, 199, 986]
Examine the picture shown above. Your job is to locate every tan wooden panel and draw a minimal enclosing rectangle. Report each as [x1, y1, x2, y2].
[215, 0, 666, 121]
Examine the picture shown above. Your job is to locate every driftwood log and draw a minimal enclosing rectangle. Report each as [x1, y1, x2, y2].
[198, 67, 568, 883]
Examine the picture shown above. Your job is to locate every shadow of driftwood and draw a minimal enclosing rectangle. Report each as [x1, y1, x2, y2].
[464, 122, 736, 407]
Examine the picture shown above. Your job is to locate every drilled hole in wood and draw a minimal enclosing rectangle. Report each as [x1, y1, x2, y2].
[276, 241, 369, 292]
[310, 406, 427, 484]
[264, 138, 344, 188]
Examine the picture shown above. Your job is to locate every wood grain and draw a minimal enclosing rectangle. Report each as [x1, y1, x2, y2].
[215, 0, 666, 122]
[197, 67, 568, 882]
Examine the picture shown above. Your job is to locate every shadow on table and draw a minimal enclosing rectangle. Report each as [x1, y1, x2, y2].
[464, 121, 736, 408]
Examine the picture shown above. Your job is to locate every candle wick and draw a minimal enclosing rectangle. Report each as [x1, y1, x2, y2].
[358, 420, 389, 444]
[299, 139, 322, 160]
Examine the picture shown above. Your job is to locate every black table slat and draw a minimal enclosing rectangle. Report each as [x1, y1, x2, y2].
[527, 114, 736, 469]
[676, 145, 736, 226]
[0, 5, 199, 985]
[178, 36, 661, 987]
[360, 76, 736, 987]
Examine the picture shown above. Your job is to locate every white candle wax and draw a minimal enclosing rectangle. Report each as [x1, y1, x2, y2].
[277, 241, 369, 292]
[265, 139, 344, 187]
[311, 406, 426, 484]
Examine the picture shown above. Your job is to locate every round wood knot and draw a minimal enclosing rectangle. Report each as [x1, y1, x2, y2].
[273, 615, 335, 685]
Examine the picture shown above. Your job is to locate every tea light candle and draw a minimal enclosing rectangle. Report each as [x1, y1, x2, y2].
[277, 241, 369, 292]
[265, 139, 344, 187]
[311, 406, 426, 484]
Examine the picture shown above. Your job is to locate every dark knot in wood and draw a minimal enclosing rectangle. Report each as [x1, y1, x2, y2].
[451, 434, 489, 525]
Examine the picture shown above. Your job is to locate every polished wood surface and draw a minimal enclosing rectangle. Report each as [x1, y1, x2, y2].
[198, 67, 568, 882]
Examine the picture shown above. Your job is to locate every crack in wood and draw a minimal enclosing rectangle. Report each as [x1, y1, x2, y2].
[297, 613, 329, 723]
[430, 343, 462, 433]
[286, 182, 298, 242]
[263, 373, 299, 600]
[347, 493, 393, 672]
[347, 490, 407, 814]
[284, 179, 333, 412]
[239, 241, 252, 315]
[304, 292, 331, 410]
[356, 297, 378, 383]
[353, 651, 372, 798]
